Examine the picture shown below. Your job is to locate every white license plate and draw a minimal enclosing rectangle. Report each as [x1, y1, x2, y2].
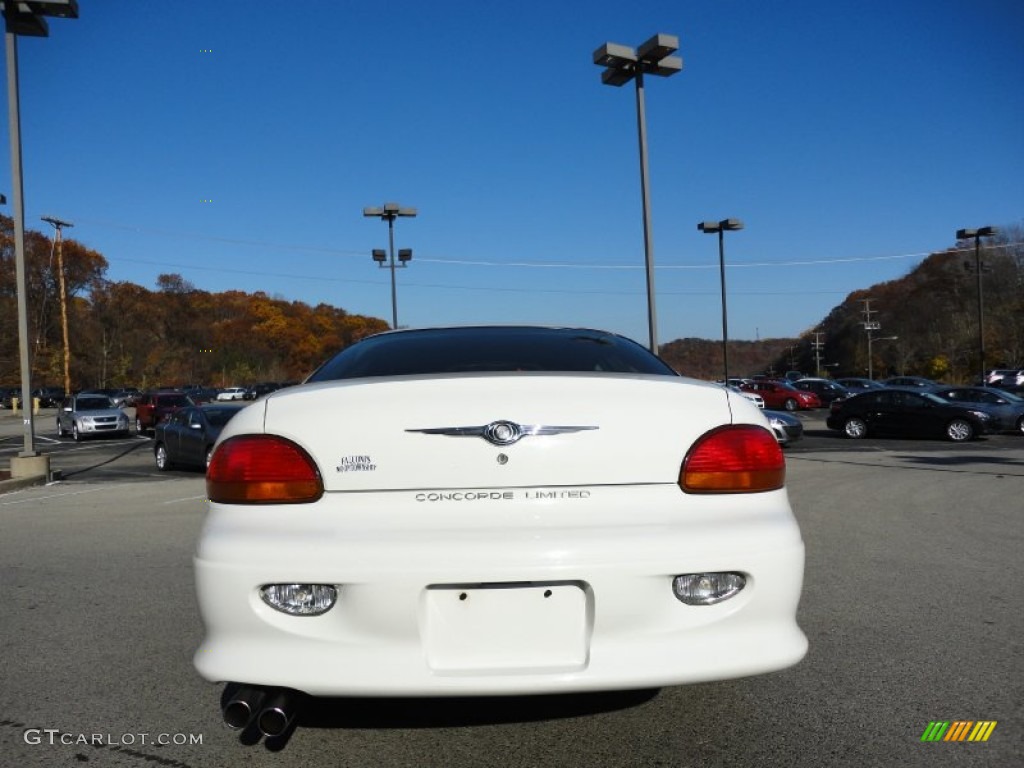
[423, 583, 589, 673]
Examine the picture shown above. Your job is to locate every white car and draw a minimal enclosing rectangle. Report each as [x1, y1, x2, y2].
[194, 326, 806, 738]
[216, 387, 248, 401]
[727, 384, 765, 409]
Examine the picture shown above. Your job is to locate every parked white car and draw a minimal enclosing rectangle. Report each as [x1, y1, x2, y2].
[727, 383, 765, 408]
[216, 387, 248, 401]
[194, 326, 806, 738]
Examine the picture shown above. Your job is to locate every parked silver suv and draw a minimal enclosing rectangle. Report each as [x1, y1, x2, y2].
[56, 394, 130, 442]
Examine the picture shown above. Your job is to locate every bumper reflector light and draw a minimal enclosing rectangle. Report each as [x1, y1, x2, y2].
[259, 584, 338, 616]
[672, 572, 746, 605]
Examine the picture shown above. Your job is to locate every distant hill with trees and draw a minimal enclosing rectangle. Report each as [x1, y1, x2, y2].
[659, 337, 800, 381]
[2, 215, 1020, 389]
[661, 224, 1023, 384]
[0, 215, 387, 389]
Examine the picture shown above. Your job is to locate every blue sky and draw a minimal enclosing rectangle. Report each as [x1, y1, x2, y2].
[3, 0, 1022, 346]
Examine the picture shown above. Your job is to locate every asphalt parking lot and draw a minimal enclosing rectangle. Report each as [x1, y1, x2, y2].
[0, 407, 1021, 767]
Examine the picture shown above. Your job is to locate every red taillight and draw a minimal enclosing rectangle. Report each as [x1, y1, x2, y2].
[207, 435, 323, 504]
[680, 425, 785, 494]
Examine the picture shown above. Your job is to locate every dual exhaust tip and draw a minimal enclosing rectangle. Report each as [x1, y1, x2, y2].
[222, 685, 302, 739]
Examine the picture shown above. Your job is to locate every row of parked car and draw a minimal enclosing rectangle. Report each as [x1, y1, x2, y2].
[724, 372, 1024, 443]
[42, 382, 295, 446]
[1, 381, 297, 410]
[43, 386, 246, 474]
[0, 385, 88, 409]
[825, 376, 1024, 441]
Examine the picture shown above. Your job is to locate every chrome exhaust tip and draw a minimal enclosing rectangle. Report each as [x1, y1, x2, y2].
[257, 689, 301, 738]
[222, 685, 267, 730]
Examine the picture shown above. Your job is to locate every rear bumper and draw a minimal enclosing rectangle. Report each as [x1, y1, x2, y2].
[193, 485, 807, 696]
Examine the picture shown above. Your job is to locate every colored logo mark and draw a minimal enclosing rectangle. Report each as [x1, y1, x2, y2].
[920, 721, 997, 742]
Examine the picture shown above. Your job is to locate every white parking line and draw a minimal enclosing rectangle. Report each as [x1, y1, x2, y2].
[0, 486, 108, 506]
[0, 438, 143, 457]
[162, 494, 209, 505]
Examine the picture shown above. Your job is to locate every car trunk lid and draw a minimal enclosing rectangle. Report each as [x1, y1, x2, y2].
[253, 374, 737, 492]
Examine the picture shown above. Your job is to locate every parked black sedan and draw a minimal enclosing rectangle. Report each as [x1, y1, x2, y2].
[880, 375, 939, 390]
[32, 386, 65, 407]
[933, 386, 1024, 434]
[826, 388, 994, 442]
[792, 377, 850, 405]
[153, 404, 244, 471]
[835, 377, 885, 392]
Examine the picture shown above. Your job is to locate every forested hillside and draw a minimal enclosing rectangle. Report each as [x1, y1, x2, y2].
[0, 216, 387, 389]
[662, 226, 1023, 384]
[2, 215, 1020, 389]
[779, 226, 1023, 383]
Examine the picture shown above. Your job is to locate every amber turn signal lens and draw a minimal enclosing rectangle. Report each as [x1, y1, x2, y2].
[207, 435, 323, 503]
[680, 425, 785, 493]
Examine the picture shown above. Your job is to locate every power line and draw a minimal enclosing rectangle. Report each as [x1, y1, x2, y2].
[67, 216, 1022, 272]
[99, 256, 850, 298]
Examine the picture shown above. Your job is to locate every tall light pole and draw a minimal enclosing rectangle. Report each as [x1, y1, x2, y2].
[3, 0, 78, 477]
[41, 215, 73, 396]
[698, 218, 743, 383]
[956, 226, 998, 383]
[594, 33, 682, 354]
[363, 202, 416, 329]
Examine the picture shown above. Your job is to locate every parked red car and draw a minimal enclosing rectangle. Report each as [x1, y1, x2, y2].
[133, 390, 190, 434]
[740, 380, 822, 411]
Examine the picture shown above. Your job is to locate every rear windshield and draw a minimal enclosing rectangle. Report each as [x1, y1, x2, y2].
[308, 327, 677, 381]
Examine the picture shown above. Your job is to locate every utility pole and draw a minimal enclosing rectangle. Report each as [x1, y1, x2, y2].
[812, 332, 825, 377]
[41, 215, 73, 396]
[860, 299, 880, 380]
[957, 227, 998, 384]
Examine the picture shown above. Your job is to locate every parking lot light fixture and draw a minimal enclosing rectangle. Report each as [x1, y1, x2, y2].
[364, 203, 417, 329]
[698, 219, 744, 384]
[4, 0, 79, 466]
[956, 226, 999, 384]
[594, 33, 682, 355]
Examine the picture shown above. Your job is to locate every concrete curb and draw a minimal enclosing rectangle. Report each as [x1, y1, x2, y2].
[0, 473, 51, 494]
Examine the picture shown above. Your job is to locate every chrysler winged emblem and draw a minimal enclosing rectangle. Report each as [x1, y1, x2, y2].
[406, 420, 598, 447]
